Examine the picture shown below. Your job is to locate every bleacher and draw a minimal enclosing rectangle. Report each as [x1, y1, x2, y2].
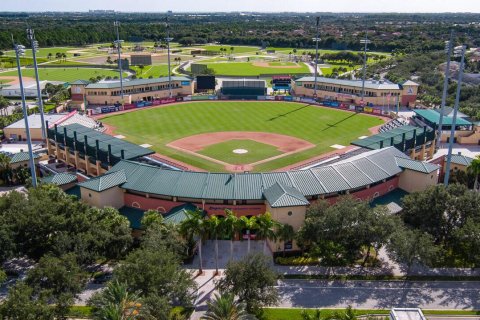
[379, 118, 409, 133]
[59, 113, 103, 131]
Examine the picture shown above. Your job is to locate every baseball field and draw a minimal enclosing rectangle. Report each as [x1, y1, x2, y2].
[0, 68, 125, 83]
[100, 101, 384, 172]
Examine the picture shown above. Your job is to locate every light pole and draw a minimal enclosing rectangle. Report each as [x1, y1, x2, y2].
[26, 28, 46, 142]
[360, 31, 371, 104]
[113, 21, 125, 103]
[312, 16, 321, 100]
[436, 30, 454, 150]
[165, 16, 174, 98]
[444, 45, 466, 186]
[14, 42, 37, 188]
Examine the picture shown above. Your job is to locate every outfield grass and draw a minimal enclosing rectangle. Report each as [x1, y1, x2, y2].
[132, 65, 171, 78]
[101, 101, 383, 172]
[198, 45, 260, 54]
[199, 140, 283, 164]
[204, 62, 311, 76]
[0, 68, 124, 82]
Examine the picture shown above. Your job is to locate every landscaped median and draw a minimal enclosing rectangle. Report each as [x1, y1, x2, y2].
[263, 308, 480, 320]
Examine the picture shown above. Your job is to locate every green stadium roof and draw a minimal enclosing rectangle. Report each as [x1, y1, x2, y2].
[78, 170, 127, 192]
[10, 152, 40, 164]
[42, 173, 77, 186]
[165, 203, 203, 224]
[70, 80, 90, 85]
[395, 156, 439, 173]
[85, 76, 191, 89]
[119, 206, 145, 230]
[450, 154, 475, 166]
[50, 124, 154, 162]
[119, 203, 203, 230]
[264, 182, 309, 208]
[414, 109, 472, 126]
[351, 125, 433, 150]
[102, 147, 428, 201]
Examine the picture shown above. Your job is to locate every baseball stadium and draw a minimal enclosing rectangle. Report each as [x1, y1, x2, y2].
[39, 72, 443, 253]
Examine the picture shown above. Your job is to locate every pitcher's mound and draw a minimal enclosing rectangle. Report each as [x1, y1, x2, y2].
[233, 149, 248, 154]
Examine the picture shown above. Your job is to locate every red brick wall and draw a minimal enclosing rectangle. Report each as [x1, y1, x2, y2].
[401, 95, 416, 106]
[203, 204, 266, 217]
[71, 94, 84, 101]
[321, 177, 400, 205]
[123, 193, 266, 216]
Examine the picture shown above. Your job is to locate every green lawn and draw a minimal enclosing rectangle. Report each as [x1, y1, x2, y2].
[198, 45, 260, 54]
[132, 65, 171, 78]
[204, 62, 311, 76]
[3, 47, 78, 59]
[0, 68, 124, 83]
[101, 101, 383, 172]
[199, 139, 283, 165]
[263, 308, 480, 320]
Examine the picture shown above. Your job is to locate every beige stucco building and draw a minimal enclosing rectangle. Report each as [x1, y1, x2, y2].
[292, 77, 418, 107]
[69, 76, 194, 108]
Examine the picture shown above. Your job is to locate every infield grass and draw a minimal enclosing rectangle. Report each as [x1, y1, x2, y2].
[204, 62, 311, 76]
[0, 68, 125, 82]
[198, 140, 283, 165]
[101, 101, 383, 172]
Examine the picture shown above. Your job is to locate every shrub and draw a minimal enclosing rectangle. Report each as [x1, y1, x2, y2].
[275, 256, 318, 266]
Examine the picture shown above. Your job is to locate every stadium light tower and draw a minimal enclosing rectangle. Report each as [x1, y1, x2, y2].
[13, 40, 37, 188]
[444, 45, 466, 186]
[436, 30, 454, 150]
[113, 21, 125, 102]
[26, 28, 46, 142]
[165, 16, 174, 98]
[360, 31, 371, 103]
[312, 16, 321, 99]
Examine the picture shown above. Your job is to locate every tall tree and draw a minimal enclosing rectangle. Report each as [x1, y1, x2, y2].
[222, 210, 239, 261]
[467, 155, 480, 192]
[255, 213, 280, 254]
[114, 247, 196, 309]
[277, 223, 295, 257]
[217, 253, 279, 316]
[204, 292, 257, 320]
[207, 215, 223, 275]
[89, 280, 142, 320]
[179, 210, 207, 274]
[239, 216, 257, 254]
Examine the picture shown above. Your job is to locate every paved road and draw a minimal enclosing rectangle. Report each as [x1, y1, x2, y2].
[277, 279, 480, 310]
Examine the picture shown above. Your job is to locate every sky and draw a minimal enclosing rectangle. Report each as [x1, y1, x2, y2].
[2, 0, 480, 13]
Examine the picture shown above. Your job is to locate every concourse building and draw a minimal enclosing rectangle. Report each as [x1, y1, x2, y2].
[69, 76, 194, 109]
[292, 77, 419, 107]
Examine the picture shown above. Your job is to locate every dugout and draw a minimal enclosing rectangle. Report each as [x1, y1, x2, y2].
[220, 79, 267, 99]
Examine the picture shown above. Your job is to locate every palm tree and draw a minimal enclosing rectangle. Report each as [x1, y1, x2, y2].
[330, 306, 357, 320]
[0, 153, 12, 185]
[239, 216, 257, 254]
[277, 223, 295, 257]
[203, 292, 256, 320]
[222, 210, 238, 261]
[90, 280, 142, 320]
[256, 213, 280, 254]
[467, 155, 480, 192]
[206, 215, 223, 276]
[179, 210, 207, 275]
[301, 309, 322, 320]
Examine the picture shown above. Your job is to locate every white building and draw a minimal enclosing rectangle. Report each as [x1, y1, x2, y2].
[0, 80, 65, 98]
[390, 308, 426, 320]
